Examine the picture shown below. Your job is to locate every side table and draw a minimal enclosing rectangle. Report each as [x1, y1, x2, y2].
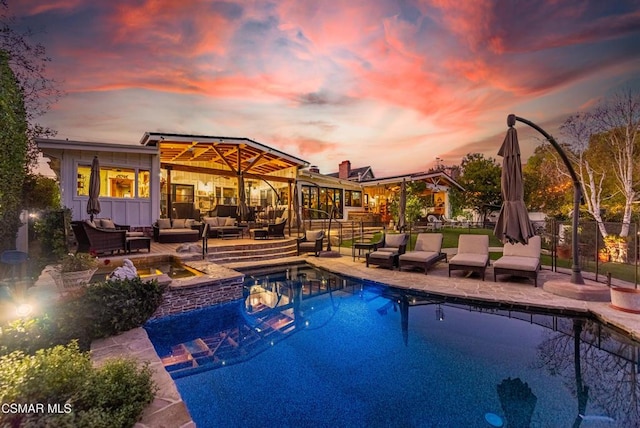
[126, 236, 151, 253]
[352, 242, 378, 261]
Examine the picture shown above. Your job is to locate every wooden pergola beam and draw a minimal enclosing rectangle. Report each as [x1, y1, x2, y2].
[160, 162, 294, 183]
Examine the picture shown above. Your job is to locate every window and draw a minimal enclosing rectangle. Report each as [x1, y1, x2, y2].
[76, 165, 150, 198]
[345, 190, 362, 207]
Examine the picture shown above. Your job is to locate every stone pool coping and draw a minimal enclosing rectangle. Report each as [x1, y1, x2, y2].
[85, 253, 640, 427]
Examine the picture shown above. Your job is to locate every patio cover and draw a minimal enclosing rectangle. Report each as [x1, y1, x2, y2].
[140, 133, 308, 181]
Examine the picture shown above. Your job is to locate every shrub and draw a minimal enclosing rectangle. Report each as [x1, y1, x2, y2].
[0, 277, 166, 355]
[0, 342, 155, 428]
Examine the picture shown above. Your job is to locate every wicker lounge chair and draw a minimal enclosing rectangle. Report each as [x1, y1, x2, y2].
[71, 220, 126, 255]
[366, 233, 409, 269]
[252, 218, 287, 239]
[493, 235, 541, 286]
[448, 234, 490, 280]
[399, 233, 447, 274]
[297, 230, 325, 256]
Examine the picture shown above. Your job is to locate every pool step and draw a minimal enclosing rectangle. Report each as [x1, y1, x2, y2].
[161, 313, 297, 374]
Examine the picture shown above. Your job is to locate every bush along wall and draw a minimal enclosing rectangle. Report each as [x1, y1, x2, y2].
[0, 277, 166, 355]
[0, 341, 156, 428]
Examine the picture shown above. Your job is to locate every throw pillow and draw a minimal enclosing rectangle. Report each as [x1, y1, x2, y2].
[100, 219, 116, 229]
[225, 217, 235, 226]
[172, 218, 186, 229]
[157, 218, 171, 229]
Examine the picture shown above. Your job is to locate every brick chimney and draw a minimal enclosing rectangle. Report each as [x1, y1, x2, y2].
[338, 160, 351, 179]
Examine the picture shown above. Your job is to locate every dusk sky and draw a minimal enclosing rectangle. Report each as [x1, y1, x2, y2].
[13, 0, 640, 177]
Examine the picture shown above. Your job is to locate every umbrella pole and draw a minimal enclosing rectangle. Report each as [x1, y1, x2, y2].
[511, 114, 585, 285]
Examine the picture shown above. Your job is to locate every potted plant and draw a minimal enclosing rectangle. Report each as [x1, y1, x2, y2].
[50, 252, 99, 293]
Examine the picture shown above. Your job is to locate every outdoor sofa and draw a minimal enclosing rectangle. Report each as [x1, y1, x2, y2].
[153, 218, 200, 243]
[398, 233, 447, 274]
[493, 235, 541, 286]
[297, 230, 325, 256]
[71, 220, 127, 255]
[366, 233, 409, 269]
[448, 234, 490, 280]
[202, 216, 245, 238]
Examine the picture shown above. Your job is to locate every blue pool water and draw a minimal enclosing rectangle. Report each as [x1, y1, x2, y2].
[145, 265, 639, 427]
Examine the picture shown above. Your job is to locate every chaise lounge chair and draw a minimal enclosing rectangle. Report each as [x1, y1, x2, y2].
[366, 233, 409, 269]
[448, 234, 490, 280]
[399, 233, 447, 274]
[493, 235, 541, 287]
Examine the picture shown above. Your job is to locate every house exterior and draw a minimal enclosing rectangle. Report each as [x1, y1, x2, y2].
[37, 139, 160, 227]
[36, 139, 463, 229]
[37, 134, 309, 227]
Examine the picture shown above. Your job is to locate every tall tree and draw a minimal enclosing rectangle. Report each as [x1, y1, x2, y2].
[0, 49, 28, 252]
[1, 0, 62, 170]
[456, 153, 502, 223]
[590, 90, 640, 238]
[523, 145, 572, 218]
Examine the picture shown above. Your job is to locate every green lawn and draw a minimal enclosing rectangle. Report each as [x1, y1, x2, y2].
[340, 227, 502, 249]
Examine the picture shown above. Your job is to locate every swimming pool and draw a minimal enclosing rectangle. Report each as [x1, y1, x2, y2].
[145, 264, 639, 427]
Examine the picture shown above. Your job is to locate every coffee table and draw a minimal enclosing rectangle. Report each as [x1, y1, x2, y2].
[126, 236, 151, 253]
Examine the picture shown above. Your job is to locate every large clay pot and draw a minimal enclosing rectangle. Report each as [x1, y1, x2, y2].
[610, 286, 640, 314]
[556, 246, 571, 259]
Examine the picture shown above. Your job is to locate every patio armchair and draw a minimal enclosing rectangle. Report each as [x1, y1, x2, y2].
[448, 234, 490, 280]
[399, 233, 447, 274]
[493, 235, 541, 287]
[71, 220, 127, 255]
[297, 230, 325, 256]
[251, 217, 287, 239]
[366, 233, 409, 269]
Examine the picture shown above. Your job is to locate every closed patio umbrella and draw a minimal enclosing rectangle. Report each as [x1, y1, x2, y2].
[494, 120, 535, 244]
[397, 179, 406, 232]
[236, 173, 249, 221]
[293, 181, 302, 232]
[87, 156, 101, 222]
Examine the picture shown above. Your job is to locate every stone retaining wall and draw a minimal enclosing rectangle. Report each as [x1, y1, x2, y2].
[151, 276, 244, 318]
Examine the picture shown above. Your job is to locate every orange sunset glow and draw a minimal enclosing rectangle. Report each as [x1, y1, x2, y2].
[12, 0, 640, 176]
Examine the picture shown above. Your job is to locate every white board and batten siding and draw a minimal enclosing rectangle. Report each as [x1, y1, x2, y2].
[37, 140, 160, 227]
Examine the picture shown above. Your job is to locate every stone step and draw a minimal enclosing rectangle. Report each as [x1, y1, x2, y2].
[207, 238, 298, 254]
[212, 249, 299, 264]
[207, 244, 298, 261]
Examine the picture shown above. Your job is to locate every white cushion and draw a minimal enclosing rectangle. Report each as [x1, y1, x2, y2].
[450, 253, 488, 267]
[384, 234, 406, 248]
[305, 230, 322, 241]
[203, 217, 219, 227]
[172, 218, 186, 229]
[377, 247, 398, 253]
[493, 256, 539, 272]
[414, 233, 442, 252]
[225, 217, 235, 226]
[157, 218, 171, 229]
[399, 251, 439, 263]
[159, 228, 197, 235]
[503, 235, 541, 258]
[457, 235, 489, 255]
[369, 251, 396, 259]
[126, 231, 145, 237]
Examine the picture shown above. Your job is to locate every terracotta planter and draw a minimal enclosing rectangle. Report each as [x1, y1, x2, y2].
[50, 268, 97, 293]
[610, 286, 640, 314]
[556, 246, 571, 259]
